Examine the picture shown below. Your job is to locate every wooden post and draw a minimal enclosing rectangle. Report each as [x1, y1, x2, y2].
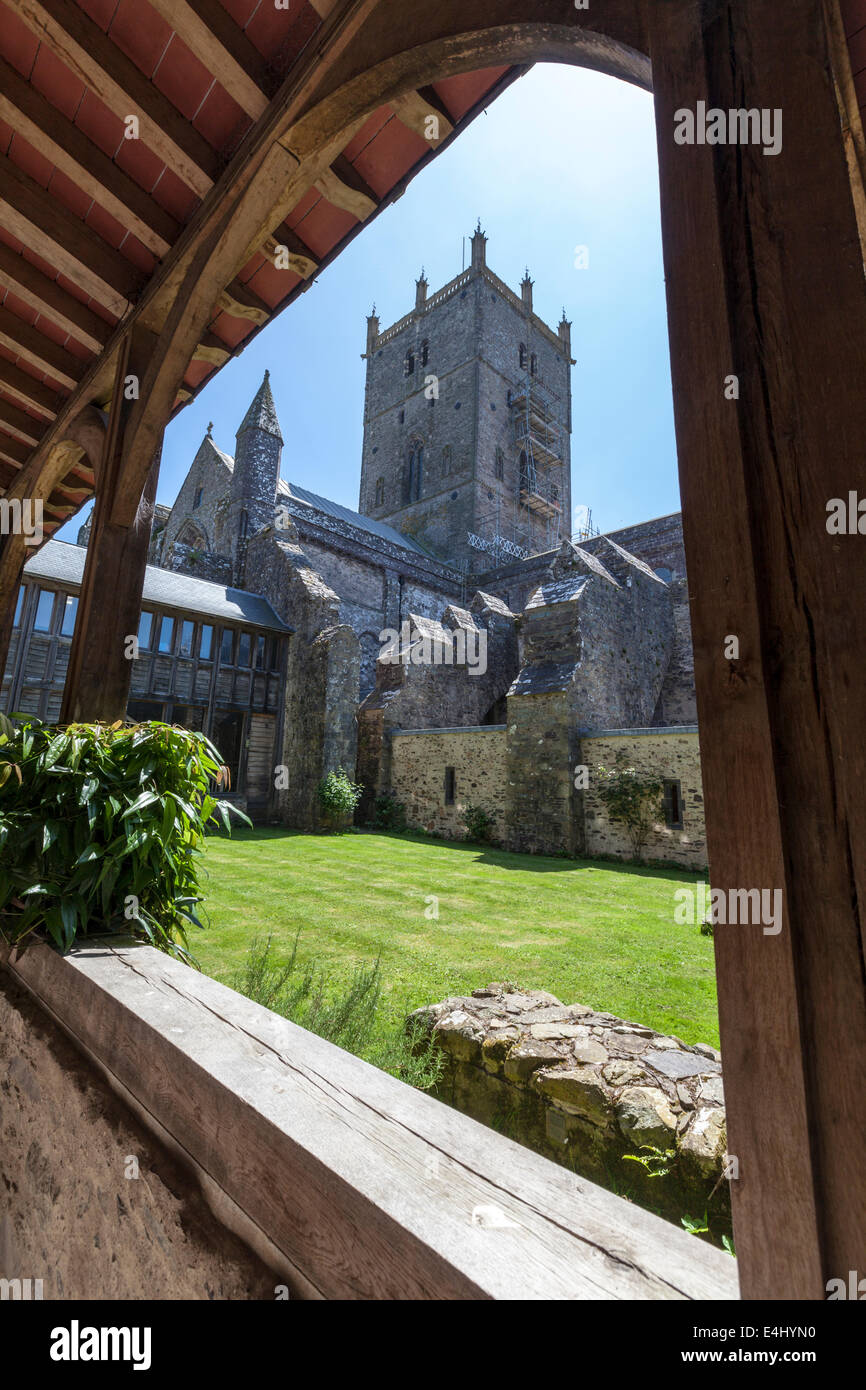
[60, 330, 161, 723]
[649, 0, 866, 1297]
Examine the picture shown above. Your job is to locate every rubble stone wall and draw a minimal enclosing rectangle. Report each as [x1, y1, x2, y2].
[390, 727, 507, 839]
[412, 984, 730, 1238]
[582, 728, 707, 869]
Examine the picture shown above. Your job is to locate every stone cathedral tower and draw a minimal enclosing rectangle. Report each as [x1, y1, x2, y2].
[359, 225, 574, 571]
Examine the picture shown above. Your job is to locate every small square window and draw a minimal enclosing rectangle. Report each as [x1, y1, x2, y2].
[199, 625, 213, 661]
[138, 611, 153, 650]
[237, 632, 252, 667]
[255, 635, 266, 670]
[179, 620, 194, 657]
[220, 628, 235, 665]
[444, 767, 456, 806]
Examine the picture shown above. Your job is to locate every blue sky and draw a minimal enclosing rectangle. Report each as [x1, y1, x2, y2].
[64, 63, 678, 543]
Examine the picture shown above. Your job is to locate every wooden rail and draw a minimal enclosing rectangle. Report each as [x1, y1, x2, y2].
[0, 939, 739, 1301]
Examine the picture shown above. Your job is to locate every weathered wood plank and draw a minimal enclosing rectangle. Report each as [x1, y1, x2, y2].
[1, 939, 739, 1301]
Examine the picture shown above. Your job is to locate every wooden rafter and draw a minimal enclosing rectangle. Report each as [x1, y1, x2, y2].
[0, 356, 62, 417]
[0, 152, 142, 316]
[0, 55, 179, 258]
[146, 0, 273, 120]
[0, 305, 87, 389]
[0, 242, 113, 356]
[9, 0, 219, 199]
[0, 397, 47, 447]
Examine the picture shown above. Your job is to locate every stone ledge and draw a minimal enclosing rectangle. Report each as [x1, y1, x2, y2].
[411, 985, 731, 1240]
[1, 941, 738, 1300]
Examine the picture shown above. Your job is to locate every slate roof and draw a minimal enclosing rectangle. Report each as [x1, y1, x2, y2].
[23, 540, 291, 633]
[276, 479, 438, 558]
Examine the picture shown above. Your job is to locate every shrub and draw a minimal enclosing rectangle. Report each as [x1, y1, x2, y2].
[462, 803, 496, 843]
[233, 932, 443, 1090]
[0, 714, 248, 961]
[316, 767, 363, 829]
[594, 756, 665, 858]
[372, 793, 407, 832]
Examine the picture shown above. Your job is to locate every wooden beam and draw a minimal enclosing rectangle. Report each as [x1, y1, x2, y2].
[191, 333, 231, 367]
[0, 305, 87, 390]
[0, 398, 46, 448]
[217, 283, 270, 326]
[60, 331, 160, 723]
[649, 0, 866, 1298]
[0, 152, 142, 316]
[0, 241, 113, 355]
[314, 159, 378, 220]
[10, 0, 219, 200]
[0, 404, 104, 679]
[146, 0, 271, 120]
[0, 433, 29, 468]
[390, 88, 454, 145]
[0, 55, 179, 259]
[0, 357, 62, 418]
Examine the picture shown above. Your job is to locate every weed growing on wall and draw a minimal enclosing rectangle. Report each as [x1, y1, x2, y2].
[595, 756, 665, 858]
[0, 714, 248, 961]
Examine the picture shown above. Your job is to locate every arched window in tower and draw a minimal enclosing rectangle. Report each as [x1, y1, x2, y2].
[404, 348, 415, 376]
[530, 352, 538, 377]
[404, 440, 423, 502]
[441, 445, 452, 477]
[421, 339, 429, 367]
[239, 509, 249, 541]
[495, 447, 504, 481]
[374, 476, 385, 508]
[519, 343, 527, 370]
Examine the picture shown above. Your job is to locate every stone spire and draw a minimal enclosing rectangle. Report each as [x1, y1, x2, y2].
[229, 370, 284, 584]
[237, 368, 283, 442]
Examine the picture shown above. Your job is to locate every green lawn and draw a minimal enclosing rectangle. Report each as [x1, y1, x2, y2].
[194, 827, 719, 1048]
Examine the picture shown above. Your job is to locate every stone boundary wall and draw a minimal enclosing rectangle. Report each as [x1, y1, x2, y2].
[390, 726, 507, 840]
[581, 728, 707, 870]
[411, 984, 731, 1240]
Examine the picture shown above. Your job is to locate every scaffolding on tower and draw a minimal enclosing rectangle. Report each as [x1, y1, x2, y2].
[511, 373, 566, 551]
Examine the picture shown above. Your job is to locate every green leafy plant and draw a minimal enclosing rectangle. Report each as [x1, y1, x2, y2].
[233, 932, 444, 1090]
[595, 754, 665, 858]
[0, 714, 248, 962]
[623, 1144, 677, 1178]
[462, 803, 496, 843]
[316, 767, 363, 830]
[372, 793, 407, 832]
[681, 1212, 709, 1235]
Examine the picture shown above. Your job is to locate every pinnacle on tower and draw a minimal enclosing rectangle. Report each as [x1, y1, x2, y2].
[521, 267, 533, 312]
[237, 369, 283, 442]
[415, 266, 428, 312]
[470, 220, 487, 269]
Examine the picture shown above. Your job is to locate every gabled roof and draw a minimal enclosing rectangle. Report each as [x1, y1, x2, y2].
[276, 479, 439, 559]
[23, 540, 290, 634]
